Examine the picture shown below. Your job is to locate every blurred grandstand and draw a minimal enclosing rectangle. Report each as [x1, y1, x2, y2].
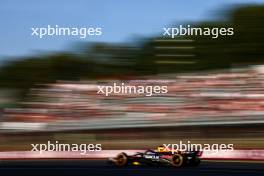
[2, 66, 264, 130]
[0, 66, 263, 151]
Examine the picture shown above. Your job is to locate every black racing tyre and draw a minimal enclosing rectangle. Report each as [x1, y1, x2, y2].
[114, 152, 128, 166]
[171, 154, 186, 167]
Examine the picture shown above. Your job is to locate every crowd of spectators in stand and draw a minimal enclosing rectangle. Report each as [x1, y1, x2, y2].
[3, 67, 264, 125]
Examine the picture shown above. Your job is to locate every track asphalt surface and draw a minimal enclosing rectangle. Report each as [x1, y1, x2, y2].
[0, 159, 263, 176]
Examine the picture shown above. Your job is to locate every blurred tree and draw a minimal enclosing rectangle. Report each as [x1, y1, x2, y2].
[139, 5, 264, 73]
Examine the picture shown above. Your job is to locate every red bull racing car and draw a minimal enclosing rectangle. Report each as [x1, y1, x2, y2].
[108, 146, 201, 167]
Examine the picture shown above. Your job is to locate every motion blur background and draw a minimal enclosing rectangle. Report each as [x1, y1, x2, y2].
[0, 0, 264, 151]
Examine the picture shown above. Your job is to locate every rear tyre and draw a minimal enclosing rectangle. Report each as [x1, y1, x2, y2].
[171, 154, 186, 167]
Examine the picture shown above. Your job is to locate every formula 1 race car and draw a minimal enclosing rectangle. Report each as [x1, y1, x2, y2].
[108, 148, 201, 167]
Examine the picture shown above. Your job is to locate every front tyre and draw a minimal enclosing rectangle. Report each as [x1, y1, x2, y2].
[114, 152, 128, 166]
